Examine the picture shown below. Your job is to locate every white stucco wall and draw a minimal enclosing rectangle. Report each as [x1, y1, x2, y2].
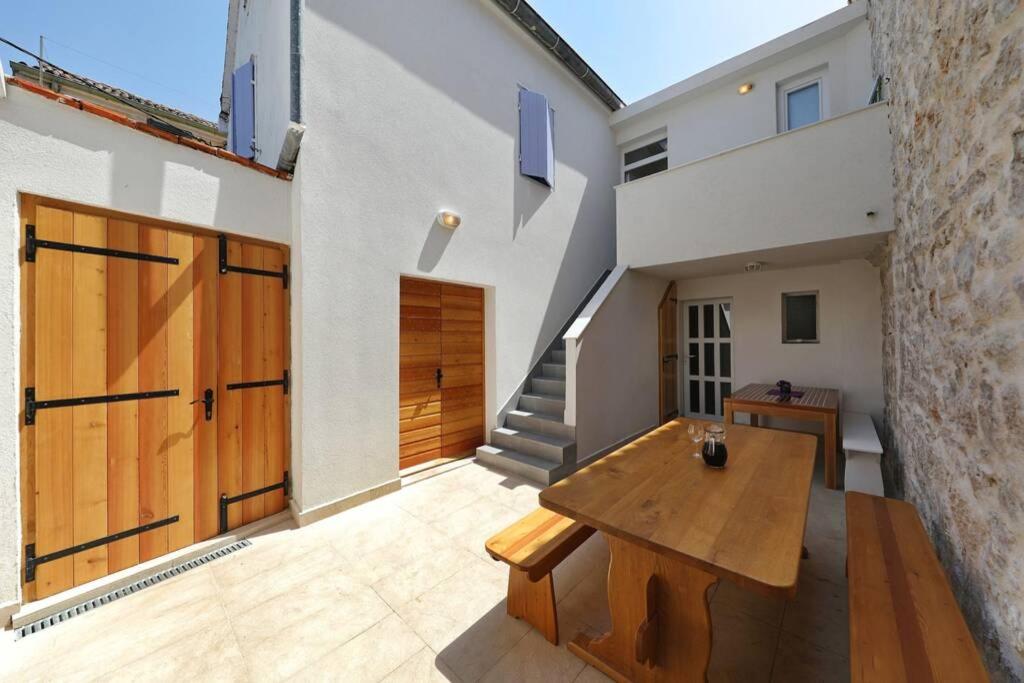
[615, 103, 893, 270]
[611, 2, 873, 166]
[675, 260, 884, 432]
[294, 0, 619, 510]
[572, 269, 667, 462]
[228, 0, 291, 168]
[0, 84, 292, 611]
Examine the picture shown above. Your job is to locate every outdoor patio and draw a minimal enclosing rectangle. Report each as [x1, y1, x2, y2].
[0, 451, 848, 682]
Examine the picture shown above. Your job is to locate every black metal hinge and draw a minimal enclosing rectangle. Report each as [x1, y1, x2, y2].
[218, 234, 288, 289]
[25, 387, 180, 426]
[219, 471, 289, 535]
[225, 370, 289, 395]
[25, 224, 179, 265]
[25, 516, 179, 583]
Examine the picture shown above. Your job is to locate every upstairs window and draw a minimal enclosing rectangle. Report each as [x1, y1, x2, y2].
[519, 88, 554, 187]
[785, 82, 821, 130]
[623, 136, 667, 182]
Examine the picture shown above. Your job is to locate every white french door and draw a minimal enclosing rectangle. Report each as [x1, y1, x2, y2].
[682, 298, 733, 420]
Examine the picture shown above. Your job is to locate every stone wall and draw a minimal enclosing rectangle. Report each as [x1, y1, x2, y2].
[868, 0, 1024, 678]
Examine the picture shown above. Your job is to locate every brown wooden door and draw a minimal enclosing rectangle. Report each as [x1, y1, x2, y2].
[398, 277, 484, 470]
[658, 282, 679, 423]
[21, 199, 289, 600]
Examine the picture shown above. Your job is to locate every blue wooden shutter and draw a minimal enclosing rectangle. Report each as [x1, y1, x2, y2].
[519, 89, 554, 187]
[231, 59, 255, 158]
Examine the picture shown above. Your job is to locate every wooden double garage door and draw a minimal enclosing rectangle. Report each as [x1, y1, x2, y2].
[20, 198, 290, 600]
[399, 277, 485, 469]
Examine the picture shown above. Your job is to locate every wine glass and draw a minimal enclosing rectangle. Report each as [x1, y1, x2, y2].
[687, 422, 703, 459]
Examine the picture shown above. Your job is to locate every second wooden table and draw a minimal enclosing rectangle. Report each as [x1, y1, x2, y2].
[540, 418, 816, 682]
[724, 383, 841, 489]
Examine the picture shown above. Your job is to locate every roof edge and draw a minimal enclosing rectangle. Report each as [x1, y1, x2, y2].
[490, 0, 624, 111]
[611, 0, 867, 126]
[5, 76, 291, 181]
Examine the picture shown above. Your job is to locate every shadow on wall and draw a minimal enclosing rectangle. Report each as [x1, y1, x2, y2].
[513, 167, 551, 239]
[418, 218, 455, 271]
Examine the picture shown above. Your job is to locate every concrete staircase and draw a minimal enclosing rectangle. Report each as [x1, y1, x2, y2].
[476, 341, 577, 484]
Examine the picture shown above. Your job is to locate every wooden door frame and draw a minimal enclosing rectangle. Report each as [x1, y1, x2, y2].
[18, 193, 291, 600]
[657, 281, 678, 424]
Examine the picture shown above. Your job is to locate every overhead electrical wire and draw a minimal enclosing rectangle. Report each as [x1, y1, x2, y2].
[0, 34, 183, 131]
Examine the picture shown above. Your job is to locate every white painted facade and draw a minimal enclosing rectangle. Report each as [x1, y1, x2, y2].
[675, 260, 885, 429]
[0, 0, 895, 617]
[610, 1, 874, 167]
[287, 0, 618, 512]
[0, 84, 292, 613]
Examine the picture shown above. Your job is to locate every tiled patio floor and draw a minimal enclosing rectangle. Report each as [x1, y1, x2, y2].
[0, 450, 849, 682]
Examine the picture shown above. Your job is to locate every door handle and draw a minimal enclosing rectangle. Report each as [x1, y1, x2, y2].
[436, 368, 443, 388]
[190, 388, 214, 421]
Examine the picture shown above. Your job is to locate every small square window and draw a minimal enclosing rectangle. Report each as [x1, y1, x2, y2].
[782, 292, 818, 343]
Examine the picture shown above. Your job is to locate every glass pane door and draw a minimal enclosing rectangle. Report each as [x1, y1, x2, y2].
[683, 299, 733, 419]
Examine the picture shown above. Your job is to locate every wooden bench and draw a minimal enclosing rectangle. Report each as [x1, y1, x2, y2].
[843, 412, 884, 495]
[485, 508, 595, 644]
[846, 492, 988, 682]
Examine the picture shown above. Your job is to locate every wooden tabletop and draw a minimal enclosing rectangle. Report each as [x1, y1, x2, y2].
[540, 418, 817, 598]
[727, 383, 839, 413]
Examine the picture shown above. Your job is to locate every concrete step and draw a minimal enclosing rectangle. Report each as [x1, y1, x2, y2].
[541, 362, 565, 379]
[475, 445, 572, 485]
[491, 426, 575, 465]
[518, 392, 565, 418]
[550, 349, 566, 364]
[505, 410, 575, 440]
[531, 376, 565, 397]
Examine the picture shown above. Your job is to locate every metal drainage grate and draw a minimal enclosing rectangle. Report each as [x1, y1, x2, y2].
[15, 539, 252, 640]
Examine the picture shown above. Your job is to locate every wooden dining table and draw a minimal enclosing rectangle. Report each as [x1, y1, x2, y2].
[723, 383, 841, 489]
[540, 418, 817, 682]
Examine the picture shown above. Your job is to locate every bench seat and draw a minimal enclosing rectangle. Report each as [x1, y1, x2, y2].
[846, 492, 987, 682]
[843, 412, 884, 495]
[486, 508, 595, 644]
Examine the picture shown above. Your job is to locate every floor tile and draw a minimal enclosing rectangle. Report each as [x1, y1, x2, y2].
[429, 497, 524, 562]
[573, 666, 613, 682]
[481, 627, 586, 683]
[290, 613, 426, 682]
[395, 559, 530, 682]
[712, 579, 786, 628]
[100, 623, 249, 683]
[372, 544, 481, 609]
[381, 646, 462, 682]
[780, 572, 849, 659]
[770, 630, 850, 683]
[707, 598, 779, 683]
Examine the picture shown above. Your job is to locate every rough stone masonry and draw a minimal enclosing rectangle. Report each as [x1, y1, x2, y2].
[868, 0, 1024, 678]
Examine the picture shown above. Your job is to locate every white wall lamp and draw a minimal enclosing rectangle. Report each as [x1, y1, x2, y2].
[437, 210, 462, 229]
[737, 82, 754, 95]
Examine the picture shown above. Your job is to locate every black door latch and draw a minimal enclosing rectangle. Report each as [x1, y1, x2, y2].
[435, 368, 443, 388]
[191, 388, 214, 421]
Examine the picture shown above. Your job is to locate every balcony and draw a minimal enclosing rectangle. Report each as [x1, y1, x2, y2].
[615, 103, 894, 276]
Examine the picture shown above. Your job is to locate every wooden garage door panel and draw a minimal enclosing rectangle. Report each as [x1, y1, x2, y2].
[24, 200, 291, 597]
[401, 278, 441, 296]
[35, 206, 74, 598]
[106, 219, 140, 572]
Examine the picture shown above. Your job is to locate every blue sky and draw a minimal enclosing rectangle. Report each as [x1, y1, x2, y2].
[0, 0, 846, 120]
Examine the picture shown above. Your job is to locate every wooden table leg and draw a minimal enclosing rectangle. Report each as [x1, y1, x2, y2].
[567, 534, 718, 682]
[506, 568, 558, 645]
[824, 413, 837, 490]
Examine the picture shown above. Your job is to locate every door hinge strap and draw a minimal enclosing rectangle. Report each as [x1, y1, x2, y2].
[25, 516, 179, 583]
[218, 234, 289, 289]
[25, 387, 179, 426]
[219, 471, 289, 535]
[225, 370, 289, 394]
[25, 224, 179, 265]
